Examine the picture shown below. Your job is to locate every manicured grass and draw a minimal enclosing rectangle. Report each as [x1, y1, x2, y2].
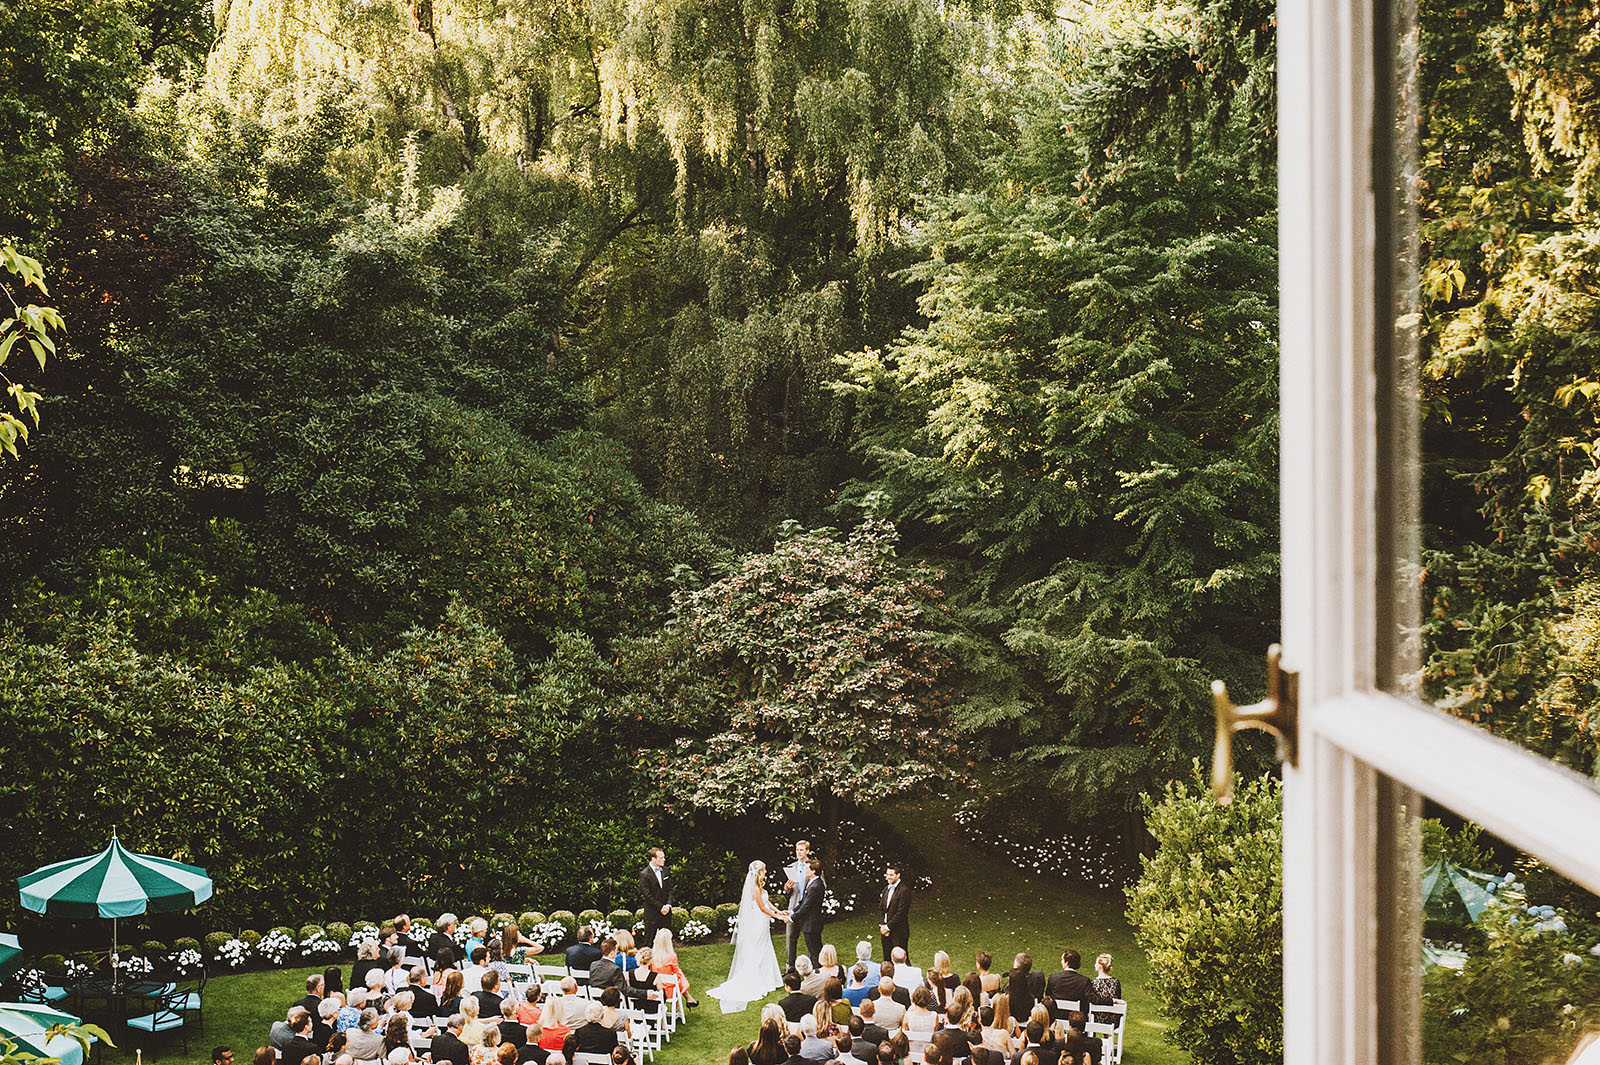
[119, 809, 1186, 1065]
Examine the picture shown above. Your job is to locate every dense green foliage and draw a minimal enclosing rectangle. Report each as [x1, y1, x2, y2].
[1127, 772, 1283, 1065]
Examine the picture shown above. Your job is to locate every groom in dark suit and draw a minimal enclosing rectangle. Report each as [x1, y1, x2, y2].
[786, 856, 826, 967]
[878, 864, 912, 961]
[639, 847, 673, 944]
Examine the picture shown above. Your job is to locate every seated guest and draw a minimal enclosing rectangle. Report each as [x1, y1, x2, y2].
[867, 978, 908, 1027]
[589, 938, 656, 1007]
[1088, 954, 1122, 1013]
[323, 1030, 347, 1065]
[613, 930, 639, 972]
[537, 1015, 572, 1052]
[843, 966, 872, 1009]
[494, 1042, 518, 1065]
[337, 990, 366, 1033]
[609, 1047, 635, 1065]
[428, 914, 463, 969]
[517, 1026, 548, 1065]
[873, 1044, 895, 1065]
[776, 969, 816, 1023]
[846, 1016, 875, 1062]
[648, 930, 696, 1008]
[925, 952, 961, 1008]
[324, 968, 345, 999]
[254, 1046, 275, 1065]
[433, 953, 460, 991]
[930, 1005, 971, 1062]
[463, 947, 490, 995]
[816, 944, 845, 985]
[833, 1032, 865, 1065]
[343, 1009, 385, 1065]
[553, 979, 587, 1028]
[475, 969, 505, 1020]
[625, 950, 660, 1013]
[797, 1015, 836, 1062]
[857, 1000, 890, 1048]
[466, 1027, 498, 1065]
[976, 953, 1001, 1002]
[980, 1000, 1014, 1060]
[901, 986, 938, 1034]
[458, 998, 487, 1049]
[315, 999, 340, 1048]
[462, 919, 489, 962]
[780, 1034, 806, 1065]
[429, 1016, 470, 1065]
[820, 978, 851, 1027]
[564, 928, 601, 973]
[381, 1016, 411, 1059]
[949, 987, 979, 1033]
[500, 922, 544, 965]
[297, 975, 327, 1017]
[561, 1003, 617, 1058]
[514, 986, 543, 1027]
[1060, 1025, 1100, 1065]
[393, 916, 420, 961]
[497, 999, 525, 1045]
[854, 943, 880, 987]
[365, 971, 391, 1014]
[885, 1032, 910, 1064]
[748, 1007, 788, 1065]
[889, 949, 922, 990]
[280, 1011, 323, 1065]
[596, 987, 628, 1033]
[386, 992, 416, 1030]
[1043, 952, 1092, 1027]
[352, 943, 382, 997]
[383, 951, 410, 996]
[407, 967, 440, 1018]
[439, 971, 466, 1018]
[797, 956, 827, 1000]
[273, 1008, 312, 1050]
[1003, 955, 1040, 1022]
[962, 972, 986, 1010]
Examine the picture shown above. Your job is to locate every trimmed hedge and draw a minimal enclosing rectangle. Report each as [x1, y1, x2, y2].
[577, 909, 603, 927]
[518, 912, 543, 934]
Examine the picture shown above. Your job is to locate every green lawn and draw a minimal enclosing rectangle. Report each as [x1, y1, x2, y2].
[119, 811, 1186, 1065]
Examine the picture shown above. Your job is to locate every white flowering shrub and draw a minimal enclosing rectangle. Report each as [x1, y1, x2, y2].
[258, 930, 296, 966]
[528, 922, 567, 950]
[216, 937, 250, 969]
[117, 955, 154, 978]
[300, 930, 342, 958]
[171, 948, 205, 975]
[589, 920, 616, 943]
[680, 920, 712, 943]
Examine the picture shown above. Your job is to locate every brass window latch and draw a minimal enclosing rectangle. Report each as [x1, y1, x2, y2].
[1211, 643, 1299, 803]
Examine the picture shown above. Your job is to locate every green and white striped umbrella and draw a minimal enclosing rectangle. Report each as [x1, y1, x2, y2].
[0, 934, 21, 982]
[0, 1002, 91, 1065]
[17, 831, 211, 919]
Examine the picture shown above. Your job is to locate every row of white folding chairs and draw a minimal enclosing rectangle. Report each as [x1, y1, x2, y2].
[1053, 999, 1126, 1064]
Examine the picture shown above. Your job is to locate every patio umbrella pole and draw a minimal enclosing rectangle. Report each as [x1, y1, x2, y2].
[111, 915, 118, 991]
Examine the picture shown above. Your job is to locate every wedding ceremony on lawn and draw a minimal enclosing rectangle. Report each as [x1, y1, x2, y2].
[4, 0, 1600, 1060]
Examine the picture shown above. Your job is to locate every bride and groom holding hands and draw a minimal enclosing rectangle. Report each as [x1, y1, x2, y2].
[707, 840, 827, 1013]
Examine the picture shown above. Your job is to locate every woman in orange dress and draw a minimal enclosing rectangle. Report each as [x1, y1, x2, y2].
[649, 929, 699, 1008]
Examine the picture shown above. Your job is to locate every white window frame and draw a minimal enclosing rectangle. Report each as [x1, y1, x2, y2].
[1279, 0, 1600, 1059]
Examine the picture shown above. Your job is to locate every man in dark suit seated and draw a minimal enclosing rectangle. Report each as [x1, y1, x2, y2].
[564, 927, 602, 973]
[496, 999, 526, 1046]
[429, 1016, 470, 1065]
[931, 1006, 973, 1063]
[856, 999, 890, 1048]
[516, 1025, 549, 1064]
[277, 1011, 321, 1065]
[406, 968, 440, 1018]
[587, 939, 659, 1007]
[293, 974, 326, 1018]
[1009, 1020, 1062, 1065]
[1044, 950, 1094, 1026]
[776, 969, 816, 1023]
[847, 1016, 877, 1062]
[474, 969, 504, 1019]
[427, 914, 462, 970]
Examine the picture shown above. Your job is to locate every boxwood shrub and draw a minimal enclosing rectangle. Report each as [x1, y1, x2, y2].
[239, 929, 263, 948]
[577, 909, 603, 927]
[298, 924, 324, 942]
[204, 932, 233, 954]
[548, 910, 576, 938]
[518, 912, 543, 935]
[326, 922, 353, 945]
[173, 937, 202, 954]
[606, 909, 634, 929]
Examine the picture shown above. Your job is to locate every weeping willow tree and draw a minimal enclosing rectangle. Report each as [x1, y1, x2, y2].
[206, 0, 969, 538]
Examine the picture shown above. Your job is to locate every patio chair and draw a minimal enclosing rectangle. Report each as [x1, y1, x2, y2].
[126, 989, 189, 1053]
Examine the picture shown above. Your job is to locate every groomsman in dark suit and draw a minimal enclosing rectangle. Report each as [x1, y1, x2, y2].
[1045, 950, 1094, 1024]
[878, 864, 911, 962]
[788, 857, 827, 966]
[639, 847, 673, 943]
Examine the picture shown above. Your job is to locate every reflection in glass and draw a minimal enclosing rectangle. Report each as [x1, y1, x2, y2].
[1418, 811, 1600, 1064]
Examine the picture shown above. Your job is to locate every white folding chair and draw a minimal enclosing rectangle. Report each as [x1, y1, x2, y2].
[503, 963, 533, 990]
[570, 1054, 610, 1065]
[1088, 1001, 1127, 1063]
[620, 1008, 662, 1061]
[1086, 1020, 1118, 1065]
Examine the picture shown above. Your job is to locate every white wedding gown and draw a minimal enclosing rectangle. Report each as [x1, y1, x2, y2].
[706, 871, 785, 1013]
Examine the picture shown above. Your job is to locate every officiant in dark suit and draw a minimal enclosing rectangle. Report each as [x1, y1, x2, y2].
[639, 847, 673, 943]
[879, 864, 911, 961]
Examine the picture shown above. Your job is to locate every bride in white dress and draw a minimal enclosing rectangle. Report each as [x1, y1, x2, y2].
[706, 860, 787, 1013]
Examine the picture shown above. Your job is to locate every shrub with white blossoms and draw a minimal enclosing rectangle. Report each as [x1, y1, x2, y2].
[258, 930, 296, 966]
[215, 937, 250, 969]
[680, 920, 712, 943]
[529, 922, 567, 950]
[726, 916, 740, 938]
[300, 930, 342, 958]
[171, 948, 205, 975]
[117, 955, 154, 978]
[590, 920, 616, 942]
[349, 930, 379, 951]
